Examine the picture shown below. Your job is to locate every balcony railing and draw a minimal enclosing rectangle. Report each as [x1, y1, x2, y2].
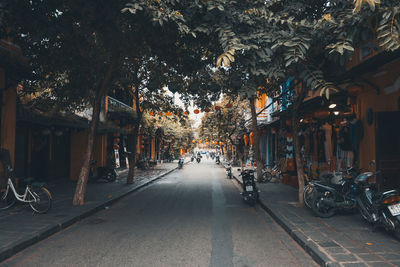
[107, 96, 132, 112]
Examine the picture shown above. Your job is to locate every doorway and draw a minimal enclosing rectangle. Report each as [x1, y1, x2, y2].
[376, 111, 400, 191]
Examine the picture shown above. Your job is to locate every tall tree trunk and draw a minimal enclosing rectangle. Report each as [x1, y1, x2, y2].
[127, 82, 142, 184]
[249, 97, 263, 181]
[72, 59, 117, 206]
[292, 86, 307, 206]
[127, 123, 140, 184]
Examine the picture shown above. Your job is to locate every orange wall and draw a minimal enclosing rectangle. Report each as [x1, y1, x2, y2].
[70, 130, 88, 181]
[1, 86, 17, 166]
[356, 58, 400, 172]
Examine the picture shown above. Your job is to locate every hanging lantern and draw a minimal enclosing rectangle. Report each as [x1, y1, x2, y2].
[249, 132, 254, 146]
[225, 103, 233, 108]
[166, 112, 172, 116]
[198, 140, 202, 143]
[215, 105, 221, 111]
[205, 138, 209, 142]
[184, 111, 189, 115]
[149, 111, 154, 116]
[194, 109, 200, 114]
[348, 84, 363, 96]
[243, 134, 249, 146]
[204, 107, 210, 112]
[113, 144, 120, 150]
[141, 145, 145, 149]
[158, 112, 164, 116]
[205, 142, 209, 145]
[219, 141, 222, 146]
[192, 140, 196, 144]
[113, 138, 120, 143]
[213, 141, 217, 145]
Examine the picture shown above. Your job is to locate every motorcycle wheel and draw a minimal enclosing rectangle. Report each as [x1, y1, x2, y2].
[311, 192, 336, 218]
[303, 184, 314, 209]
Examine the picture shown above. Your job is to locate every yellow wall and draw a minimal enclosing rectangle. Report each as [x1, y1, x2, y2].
[356, 58, 400, 172]
[151, 137, 156, 160]
[70, 130, 88, 181]
[93, 134, 107, 167]
[1, 86, 17, 166]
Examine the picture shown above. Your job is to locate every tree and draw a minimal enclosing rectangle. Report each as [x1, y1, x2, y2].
[8, 0, 200, 205]
[199, 97, 247, 161]
[183, 0, 400, 205]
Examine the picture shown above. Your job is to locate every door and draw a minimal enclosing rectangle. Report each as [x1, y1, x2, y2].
[376, 111, 400, 191]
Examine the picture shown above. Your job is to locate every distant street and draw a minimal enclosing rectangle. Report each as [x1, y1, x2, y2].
[2, 159, 317, 267]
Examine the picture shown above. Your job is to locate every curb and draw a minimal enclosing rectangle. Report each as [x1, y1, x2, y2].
[232, 174, 329, 267]
[0, 166, 178, 263]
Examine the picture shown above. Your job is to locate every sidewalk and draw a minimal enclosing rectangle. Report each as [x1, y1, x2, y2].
[0, 161, 180, 263]
[231, 167, 400, 267]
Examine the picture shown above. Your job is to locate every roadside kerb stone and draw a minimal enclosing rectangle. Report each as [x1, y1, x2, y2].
[0, 165, 179, 263]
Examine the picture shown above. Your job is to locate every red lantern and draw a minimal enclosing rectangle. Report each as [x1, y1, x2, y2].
[204, 107, 210, 112]
[140, 145, 145, 149]
[194, 109, 200, 114]
[113, 144, 120, 150]
[249, 132, 254, 146]
[192, 140, 196, 144]
[149, 111, 154, 116]
[243, 134, 249, 146]
[184, 111, 189, 115]
[166, 112, 172, 116]
[215, 105, 221, 111]
[113, 138, 120, 143]
[225, 103, 233, 108]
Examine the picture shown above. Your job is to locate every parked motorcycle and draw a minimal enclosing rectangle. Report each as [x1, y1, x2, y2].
[191, 156, 194, 162]
[196, 157, 201, 163]
[310, 167, 361, 217]
[239, 169, 259, 206]
[88, 160, 117, 183]
[225, 162, 232, 179]
[355, 165, 400, 239]
[178, 158, 184, 169]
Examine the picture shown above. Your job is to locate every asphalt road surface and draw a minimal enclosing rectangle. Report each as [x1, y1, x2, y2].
[2, 159, 317, 267]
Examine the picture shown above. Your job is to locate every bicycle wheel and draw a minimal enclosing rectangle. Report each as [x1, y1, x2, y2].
[0, 186, 16, 210]
[261, 171, 273, 182]
[28, 186, 52, 213]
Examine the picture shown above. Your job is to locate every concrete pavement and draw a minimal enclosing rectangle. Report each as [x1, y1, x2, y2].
[1, 160, 317, 267]
[230, 166, 400, 267]
[0, 161, 180, 263]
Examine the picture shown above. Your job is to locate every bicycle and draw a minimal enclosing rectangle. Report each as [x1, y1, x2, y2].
[259, 161, 283, 183]
[1, 165, 52, 213]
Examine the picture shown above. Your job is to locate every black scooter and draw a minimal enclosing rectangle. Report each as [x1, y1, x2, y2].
[239, 169, 259, 206]
[88, 160, 117, 183]
[216, 156, 220, 165]
[310, 167, 360, 218]
[355, 167, 400, 239]
[178, 158, 184, 169]
[196, 156, 201, 163]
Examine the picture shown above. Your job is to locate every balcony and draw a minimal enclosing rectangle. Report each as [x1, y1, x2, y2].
[107, 96, 138, 123]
